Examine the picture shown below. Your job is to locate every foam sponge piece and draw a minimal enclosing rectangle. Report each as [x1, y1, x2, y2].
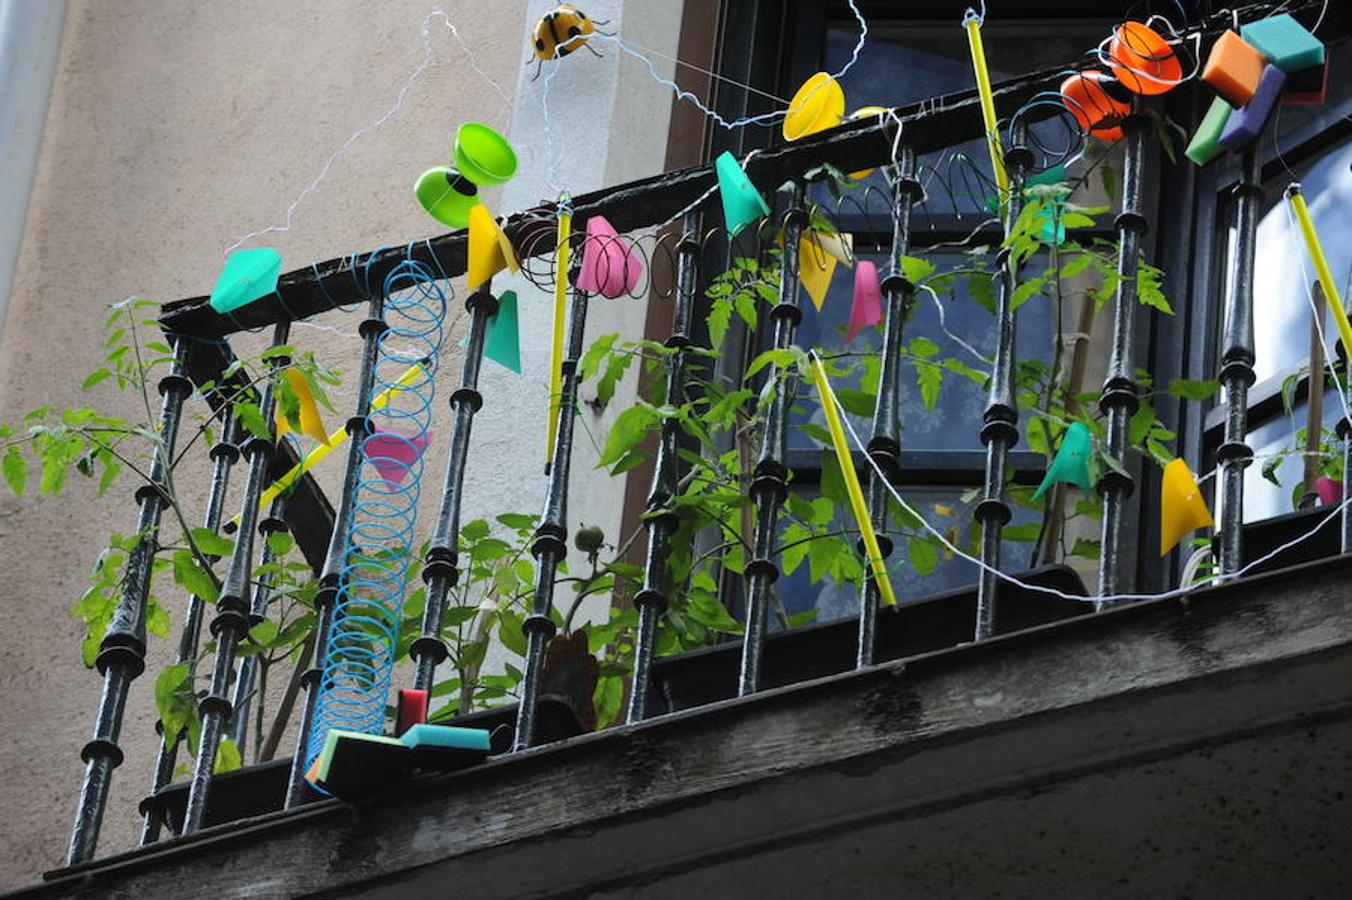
[400, 723, 494, 773]
[1240, 13, 1325, 73]
[1283, 58, 1328, 105]
[1202, 30, 1267, 105]
[309, 730, 409, 799]
[1185, 96, 1235, 166]
[1220, 64, 1287, 150]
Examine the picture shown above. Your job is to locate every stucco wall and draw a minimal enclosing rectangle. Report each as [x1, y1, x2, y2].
[0, 0, 680, 888]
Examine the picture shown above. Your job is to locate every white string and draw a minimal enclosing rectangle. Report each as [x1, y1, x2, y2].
[223, 7, 512, 257]
[822, 363, 1352, 604]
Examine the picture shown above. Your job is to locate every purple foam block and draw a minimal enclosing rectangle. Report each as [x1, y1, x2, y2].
[1220, 64, 1287, 149]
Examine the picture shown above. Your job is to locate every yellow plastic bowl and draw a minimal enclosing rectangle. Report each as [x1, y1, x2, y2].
[783, 73, 846, 142]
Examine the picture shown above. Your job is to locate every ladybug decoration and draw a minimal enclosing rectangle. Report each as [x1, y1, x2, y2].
[530, 5, 612, 80]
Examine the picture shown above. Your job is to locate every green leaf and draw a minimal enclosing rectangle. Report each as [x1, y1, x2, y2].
[598, 404, 660, 469]
[470, 538, 511, 562]
[172, 548, 219, 603]
[1070, 538, 1102, 560]
[595, 352, 633, 409]
[900, 255, 936, 283]
[915, 362, 942, 411]
[496, 610, 527, 657]
[234, 402, 271, 441]
[146, 599, 171, 639]
[266, 531, 295, 559]
[744, 348, 798, 381]
[708, 297, 733, 348]
[190, 527, 235, 557]
[909, 336, 940, 359]
[496, 513, 535, 531]
[1012, 278, 1043, 310]
[2, 447, 26, 496]
[1002, 523, 1041, 542]
[214, 738, 242, 774]
[593, 675, 625, 730]
[1136, 261, 1173, 314]
[1166, 378, 1220, 401]
[835, 388, 876, 417]
[461, 519, 490, 543]
[82, 368, 113, 390]
[687, 588, 743, 635]
[908, 536, 939, 575]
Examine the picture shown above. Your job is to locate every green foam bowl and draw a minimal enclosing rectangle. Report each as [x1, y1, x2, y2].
[415, 167, 480, 228]
[454, 123, 518, 187]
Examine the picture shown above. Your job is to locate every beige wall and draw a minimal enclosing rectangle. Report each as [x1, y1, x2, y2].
[0, 0, 682, 888]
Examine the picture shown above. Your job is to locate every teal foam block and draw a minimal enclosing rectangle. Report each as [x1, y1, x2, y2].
[400, 723, 495, 773]
[1185, 97, 1234, 166]
[1241, 14, 1324, 73]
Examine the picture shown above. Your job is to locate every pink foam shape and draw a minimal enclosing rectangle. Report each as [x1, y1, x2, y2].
[846, 261, 882, 343]
[365, 429, 430, 485]
[577, 215, 642, 299]
[1316, 476, 1343, 506]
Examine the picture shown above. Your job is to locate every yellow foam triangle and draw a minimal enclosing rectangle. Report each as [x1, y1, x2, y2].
[798, 234, 838, 311]
[1160, 458, 1214, 556]
[468, 204, 518, 292]
[276, 369, 330, 446]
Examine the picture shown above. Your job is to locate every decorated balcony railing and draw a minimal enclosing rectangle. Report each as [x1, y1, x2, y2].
[51, 0, 1351, 875]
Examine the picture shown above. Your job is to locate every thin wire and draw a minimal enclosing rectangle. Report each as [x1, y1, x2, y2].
[223, 7, 511, 256]
[826, 370, 1352, 605]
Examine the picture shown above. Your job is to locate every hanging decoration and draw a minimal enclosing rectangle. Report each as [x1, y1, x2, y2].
[467, 203, 519, 292]
[454, 122, 518, 187]
[209, 248, 282, 314]
[783, 72, 846, 142]
[1160, 458, 1214, 556]
[798, 234, 838, 312]
[962, 8, 1008, 199]
[364, 429, 431, 487]
[1106, 21, 1181, 95]
[483, 289, 521, 374]
[530, 5, 614, 80]
[715, 151, 771, 236]
[275, 369, 331, 446]
[546, 209, 572, 466]
[1315, 477, 1343, 507]
[1059, 70, 1130, 143]
[808, 353, 898, 608]
[1240, 13, 1325, 73]
[1287, 184, 1352, 357]
[1032, 422, 1093, 500]
[577, 215, 642, 298]
[1218, 63, 1286, 150]
[845, 260, 882, 343]
[415, 167, 480, 228]
[1202, 30, 1267, 105]
[1185, 97, 1234, 166]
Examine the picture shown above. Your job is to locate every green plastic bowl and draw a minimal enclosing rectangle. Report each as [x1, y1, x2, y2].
[415, 167, 480, 228]
[454, 123, 518, 187]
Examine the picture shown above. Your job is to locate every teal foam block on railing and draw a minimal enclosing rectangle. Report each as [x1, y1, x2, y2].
[1185, 96, 1234, 166]
[400, 723, 494, 773]
[1240, 13, 1325, 73]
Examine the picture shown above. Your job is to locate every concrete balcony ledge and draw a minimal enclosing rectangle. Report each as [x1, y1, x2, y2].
[17, 555, 1352, 899]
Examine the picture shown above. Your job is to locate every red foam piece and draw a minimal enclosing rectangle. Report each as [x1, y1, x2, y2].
[1283, 58, 1328, 105]
[396, 688, 429, 737]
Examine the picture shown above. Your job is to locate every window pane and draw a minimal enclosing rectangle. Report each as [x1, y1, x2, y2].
[1242, 398, 1342, 523]
[1244, 140, 1352, 384]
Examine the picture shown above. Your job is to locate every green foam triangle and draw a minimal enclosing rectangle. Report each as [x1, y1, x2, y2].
[1033, 422, 1093, 499]
[209, 248, 282, 314]
[483, 290, 521, 374]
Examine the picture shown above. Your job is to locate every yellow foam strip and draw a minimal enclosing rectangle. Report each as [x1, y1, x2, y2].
[546, 211, 572, 466]
[964, 15, 1009, 200]
[1288, 188, 1352, 356]
[227, 361, 426, 529]
[808, 353, 898, 608]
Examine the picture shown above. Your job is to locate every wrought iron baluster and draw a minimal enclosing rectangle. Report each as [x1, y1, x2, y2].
[226, 491, 290, 753]
[973, 124, 1031, 642]
[286, 294, 386, 806]
[517, 271, 589, 750]
[183, 321, 290, 834]
[139, 408, 240, 845]
[1216, 146, 1261, 578]
[740, 181, 806, 696]
[1097, 109, 1149, 600]
[858, 149, 921, 668]
[628, 215, 700, 723]
[68, 340, 193, 864]
[414, 282, 497, 693]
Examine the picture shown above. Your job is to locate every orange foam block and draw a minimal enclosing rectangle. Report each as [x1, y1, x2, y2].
[1202, 30, 1267, 106]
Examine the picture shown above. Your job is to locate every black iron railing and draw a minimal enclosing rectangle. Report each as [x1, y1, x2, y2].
[58, 0, 1336, 868]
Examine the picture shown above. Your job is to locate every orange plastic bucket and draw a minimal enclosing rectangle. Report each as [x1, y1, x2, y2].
[1108, 21, 1182, 95]
[1060, 70, 1130, 141]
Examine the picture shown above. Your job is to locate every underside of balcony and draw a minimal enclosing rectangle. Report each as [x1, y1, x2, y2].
[18, 551, 1352, 899]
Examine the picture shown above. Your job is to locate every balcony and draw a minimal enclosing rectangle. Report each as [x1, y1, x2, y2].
[4, 0, 1352, 896]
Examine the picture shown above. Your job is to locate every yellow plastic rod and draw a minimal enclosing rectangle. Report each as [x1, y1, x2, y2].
[964, 11, 1009, 200]
[808, 353, 899, 608]
[227, 360, 426, 530]
[546, 210, 572, 466]
[1288, 186, 1352, 357]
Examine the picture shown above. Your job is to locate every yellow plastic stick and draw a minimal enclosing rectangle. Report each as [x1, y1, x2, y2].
[807, 353, 898, 608]
[227, 361, 426, 529]
[964, 13, 1009, 200]
[1288, 187, 1352, 356]
[546, 211, 572, 466]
